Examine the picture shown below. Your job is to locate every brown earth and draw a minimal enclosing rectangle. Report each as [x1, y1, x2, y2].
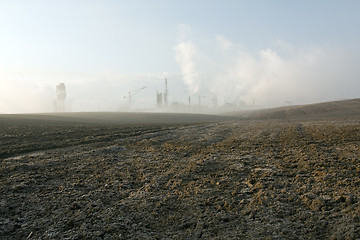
[233, 98, 360, 121]
[0, 99, 359, 239]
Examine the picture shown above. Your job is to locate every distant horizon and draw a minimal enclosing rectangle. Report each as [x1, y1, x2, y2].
[0, 96, 358, 115]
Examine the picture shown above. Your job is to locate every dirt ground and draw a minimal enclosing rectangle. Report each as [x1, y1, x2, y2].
[0, 106, 360, 239]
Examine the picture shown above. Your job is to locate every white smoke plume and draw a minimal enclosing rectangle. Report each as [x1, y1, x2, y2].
[174, 28, 360, 107]
[174, 41, 199, 94]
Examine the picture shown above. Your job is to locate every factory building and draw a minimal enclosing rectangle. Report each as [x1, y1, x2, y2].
[55, 83, 66, 112]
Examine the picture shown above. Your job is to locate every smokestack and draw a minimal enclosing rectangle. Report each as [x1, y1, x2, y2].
[164, 78, 168, 107]
[156, 91, 163, 108]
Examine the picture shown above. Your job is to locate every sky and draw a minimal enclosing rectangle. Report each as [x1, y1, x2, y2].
[0, 0, 360, 113]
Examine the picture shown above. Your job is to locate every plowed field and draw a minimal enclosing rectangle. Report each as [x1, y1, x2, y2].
[1, 101, 360, 239]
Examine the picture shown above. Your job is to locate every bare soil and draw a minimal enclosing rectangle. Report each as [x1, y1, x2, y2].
[0, 101, 359, 239]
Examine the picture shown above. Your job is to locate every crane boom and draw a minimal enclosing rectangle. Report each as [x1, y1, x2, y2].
[127, 86, 147, 107]
[131, 86, 147, 97]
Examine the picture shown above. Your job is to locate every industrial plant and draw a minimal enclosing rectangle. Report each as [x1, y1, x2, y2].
[53, 79, 257, 113]
[156, 78, 169, 109]
[54, 83, 66, 112]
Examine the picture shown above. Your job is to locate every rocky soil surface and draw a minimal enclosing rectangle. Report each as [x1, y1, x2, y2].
[0, 114, 360, 239]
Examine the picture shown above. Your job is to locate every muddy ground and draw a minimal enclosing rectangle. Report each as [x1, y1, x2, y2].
[0, 109, 359, 239]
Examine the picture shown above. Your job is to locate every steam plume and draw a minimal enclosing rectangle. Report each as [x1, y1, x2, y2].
[174, 27, 360, 107]
[174, 41, 199, 94]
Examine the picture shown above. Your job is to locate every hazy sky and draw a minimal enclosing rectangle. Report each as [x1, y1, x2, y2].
[1, 0, 359, 113]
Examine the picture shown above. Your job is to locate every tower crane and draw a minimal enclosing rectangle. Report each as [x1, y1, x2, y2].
[124, 86, 147, 107]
